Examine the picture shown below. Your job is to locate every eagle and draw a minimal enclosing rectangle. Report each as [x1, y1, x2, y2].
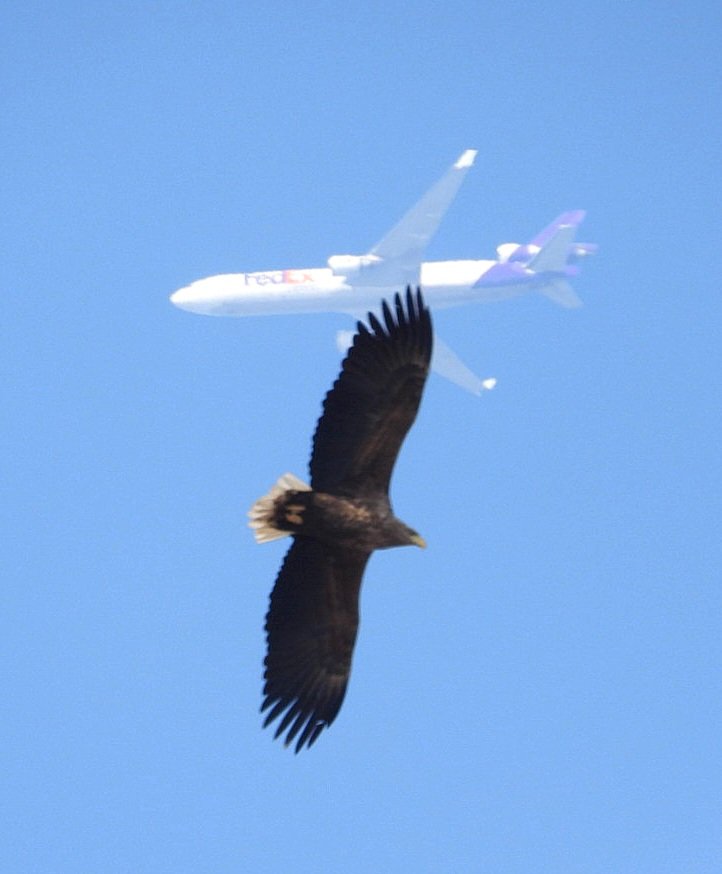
[248, 287, 432, 752]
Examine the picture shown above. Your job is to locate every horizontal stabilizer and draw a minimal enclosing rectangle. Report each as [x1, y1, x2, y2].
[541, 279, 582, 308]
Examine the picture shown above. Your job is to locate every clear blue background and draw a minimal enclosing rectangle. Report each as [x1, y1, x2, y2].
[3, 2, 721, 871]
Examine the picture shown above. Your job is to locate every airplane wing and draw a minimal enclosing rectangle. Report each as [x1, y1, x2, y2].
[432, 335, 496, 395]
[366, 150, 477, 286]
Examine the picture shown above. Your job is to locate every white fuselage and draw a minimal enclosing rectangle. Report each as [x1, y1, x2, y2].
[170, 258, 530, 318]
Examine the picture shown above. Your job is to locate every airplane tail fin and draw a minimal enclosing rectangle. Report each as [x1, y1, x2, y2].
[528, 219, 589, 307]
[481, 210, 595, 306]
[529, 210, 586, 248]
[495, 211, 593, 270]
[526, 223, 580, 273]
[524, 209, 599, 272]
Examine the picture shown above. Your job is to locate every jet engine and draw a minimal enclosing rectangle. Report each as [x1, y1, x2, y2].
[496, 243, 539, 263]
[327, 253, 382, 277]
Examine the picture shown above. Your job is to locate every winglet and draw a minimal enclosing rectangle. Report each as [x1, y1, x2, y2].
[454, 149, 477, 170]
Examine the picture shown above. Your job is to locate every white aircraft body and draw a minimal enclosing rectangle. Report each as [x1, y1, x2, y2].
[170, 150, 596, 394]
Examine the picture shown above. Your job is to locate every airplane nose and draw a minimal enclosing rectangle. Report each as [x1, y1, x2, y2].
[170, 286, 194, 309]
[170, 281, 224, 315]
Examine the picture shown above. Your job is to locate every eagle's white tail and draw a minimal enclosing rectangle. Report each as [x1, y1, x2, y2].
[248, 472, 311, 543]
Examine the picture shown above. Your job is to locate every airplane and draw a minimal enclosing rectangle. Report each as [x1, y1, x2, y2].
[170, 150, 596, 394]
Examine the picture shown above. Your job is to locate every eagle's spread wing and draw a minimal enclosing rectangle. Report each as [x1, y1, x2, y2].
[262, 537, 370, 752]
[310, 288, 432, 497]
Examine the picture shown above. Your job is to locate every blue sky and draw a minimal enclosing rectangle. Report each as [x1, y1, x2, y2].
[3, 2, 721, 871]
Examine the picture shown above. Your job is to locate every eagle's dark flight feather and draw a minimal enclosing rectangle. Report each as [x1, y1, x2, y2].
[311, 290, 432, 496]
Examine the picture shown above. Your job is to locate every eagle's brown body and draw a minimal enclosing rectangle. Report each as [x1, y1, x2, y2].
[269, 488, 425, 552]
